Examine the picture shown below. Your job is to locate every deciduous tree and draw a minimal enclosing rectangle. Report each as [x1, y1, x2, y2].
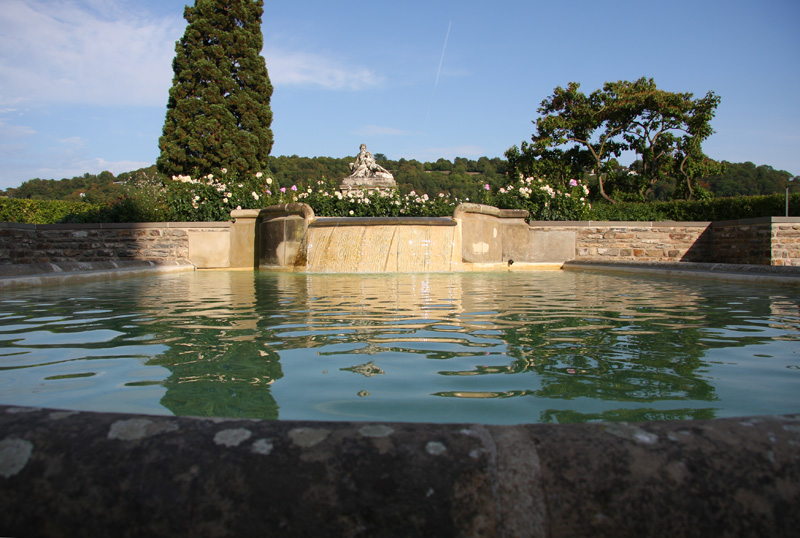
[507, 78, 721, 202]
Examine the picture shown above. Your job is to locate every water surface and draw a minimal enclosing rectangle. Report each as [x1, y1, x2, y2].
[1, 270, 798, 424]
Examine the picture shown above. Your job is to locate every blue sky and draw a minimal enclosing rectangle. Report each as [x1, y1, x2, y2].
[1, 0, 798, 190]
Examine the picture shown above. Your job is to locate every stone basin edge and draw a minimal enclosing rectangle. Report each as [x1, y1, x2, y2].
[0, 404, 798, 537]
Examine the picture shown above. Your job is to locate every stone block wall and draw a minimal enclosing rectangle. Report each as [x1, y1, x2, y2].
[3, 214, 799, 271]
[0, 224, 36, 264]
[772, 221, 800, 266]
[711, 217, 800, 266]
[711, 220, 772, 265]
[0, 222, 230, 268]
[527, 221, 713, 263]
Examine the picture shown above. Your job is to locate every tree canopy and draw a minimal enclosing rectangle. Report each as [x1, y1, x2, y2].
[507, 78, 721, 202]
[156, 0, 273, 179]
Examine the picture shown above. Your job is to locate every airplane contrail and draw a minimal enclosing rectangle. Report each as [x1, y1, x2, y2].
[434, 21, 452, 90]
[425, 21, 452, 129]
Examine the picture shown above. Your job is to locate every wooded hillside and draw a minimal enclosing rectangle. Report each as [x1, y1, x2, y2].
[1, 157, 794, 204]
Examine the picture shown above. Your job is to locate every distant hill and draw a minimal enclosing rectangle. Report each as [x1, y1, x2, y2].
[702, 161, 795, 197]
[1, 157, 793, 202]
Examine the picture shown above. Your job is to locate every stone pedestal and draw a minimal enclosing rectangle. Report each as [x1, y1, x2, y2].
[338, 175, 397, 192]
[339, 143, 397, 192]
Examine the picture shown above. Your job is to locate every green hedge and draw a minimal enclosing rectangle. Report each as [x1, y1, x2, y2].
[587, 193, 800, 221]
[0, 198, 104, 224]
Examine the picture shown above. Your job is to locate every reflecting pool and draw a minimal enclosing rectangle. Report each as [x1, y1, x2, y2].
[1, 270, 798, 424]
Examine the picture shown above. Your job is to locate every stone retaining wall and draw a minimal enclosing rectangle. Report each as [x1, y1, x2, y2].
[536, 221, 713, 262]
[712, 218, 800, 266]
[773, 221, 800, 266]
[2, 214, 799, 271]
[0, 222, 230, 268]
[525, 217, 798, 266]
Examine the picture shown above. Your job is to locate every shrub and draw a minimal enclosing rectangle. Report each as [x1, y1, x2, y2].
[0, 198, 102, 224]
[295, 177, 461, 218]
[586, 193, 800, 222]
[4, 175, 796, 224]
[480, 176, 593, 221]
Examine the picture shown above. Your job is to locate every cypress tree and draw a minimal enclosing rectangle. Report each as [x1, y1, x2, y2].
[157, 0, 273, 178]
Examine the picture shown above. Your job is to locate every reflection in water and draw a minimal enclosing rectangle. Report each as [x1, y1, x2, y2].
[0, 271, 798, 424]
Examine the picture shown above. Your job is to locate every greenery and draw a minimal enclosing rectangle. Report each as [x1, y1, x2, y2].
[4, 155, 793, 206]
[2, 171, 125, 204]
[0, 198, 103, 224]
[704, 161, 795, 197]
[507, 77, 722, 202]
[156, 0, 273, 179]
[2, 155, 797, 224]
[587, 193, 800, 221]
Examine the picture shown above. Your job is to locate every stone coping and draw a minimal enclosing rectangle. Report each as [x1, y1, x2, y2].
[310, 216, 457, 227]
[3, 216, 795, 231]
[0, 221, 231, 230]
[712, 216, 800, 226]
[0, 260, 195, 289]
[528, 220, 712, 228]
[257, 203, 316, 219]
[563, 260, 800, 285]
[453, 203, 529, 219]
[0, 405, 797, 537]
[4, 259, 799, 287]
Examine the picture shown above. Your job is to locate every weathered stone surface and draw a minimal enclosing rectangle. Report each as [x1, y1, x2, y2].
[3, 215, 800, 272]
[1, 405, 798, 537]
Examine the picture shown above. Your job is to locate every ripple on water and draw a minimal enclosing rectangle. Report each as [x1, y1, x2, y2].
[0, 270, 797, 424]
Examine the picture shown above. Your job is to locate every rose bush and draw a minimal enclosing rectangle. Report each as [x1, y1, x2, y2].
[124, 172, 591, 222]
[480, 175, 592, 220]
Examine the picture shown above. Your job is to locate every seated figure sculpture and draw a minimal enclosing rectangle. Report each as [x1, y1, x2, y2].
[339, 144, 397, 192]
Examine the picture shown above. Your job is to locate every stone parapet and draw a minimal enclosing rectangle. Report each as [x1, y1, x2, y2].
[454, 203, 575, 264]
[1, 405, 797, 537]
[0, 221, 230, 269]
[772, 222, 800, 266]
[3, 215, 799, 273]
[526, 221, 713, 262]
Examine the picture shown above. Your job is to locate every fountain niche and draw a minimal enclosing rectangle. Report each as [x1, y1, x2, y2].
[256, 202, 577, 273]
[253, 145, 572, 273]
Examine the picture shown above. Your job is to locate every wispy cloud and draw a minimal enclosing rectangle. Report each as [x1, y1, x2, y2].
[0, 0, 182, 107]
[0, 120, 36, 139]
[0, 1, 383, 109]
[265, 49, 383, 90]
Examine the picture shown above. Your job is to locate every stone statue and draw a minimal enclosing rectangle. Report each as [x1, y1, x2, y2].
[348, 144, 393, 180]
[339, 144, 396, 192]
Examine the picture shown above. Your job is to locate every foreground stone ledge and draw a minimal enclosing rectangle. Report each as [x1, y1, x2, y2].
[1, 406, 798, 537]
[563, 259, 800, 285]
[0, 260, 195, 289]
